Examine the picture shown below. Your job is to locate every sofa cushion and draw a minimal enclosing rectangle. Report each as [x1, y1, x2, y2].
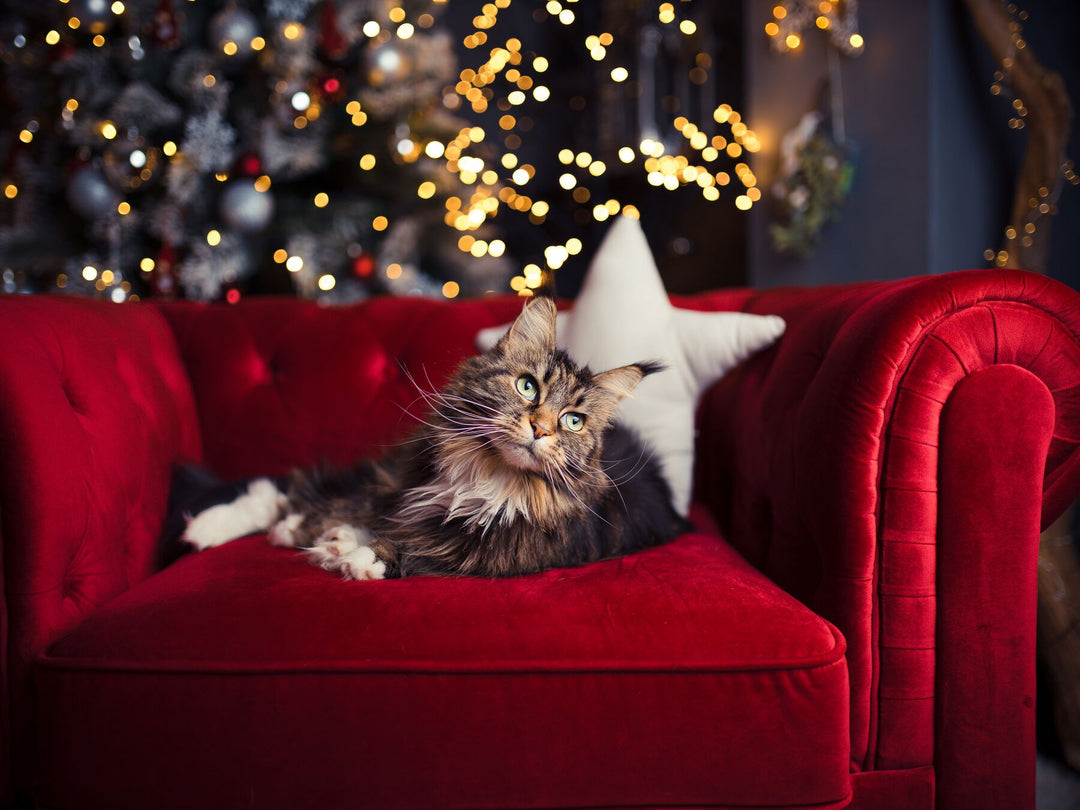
[37, 532, 850, 810]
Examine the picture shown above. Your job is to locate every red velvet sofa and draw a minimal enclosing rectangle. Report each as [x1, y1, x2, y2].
[3, 268, 1080, 810]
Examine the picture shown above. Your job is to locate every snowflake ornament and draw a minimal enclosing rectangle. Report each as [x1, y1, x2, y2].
[179, 232, 252, 299]
[182, 110, 237, 173]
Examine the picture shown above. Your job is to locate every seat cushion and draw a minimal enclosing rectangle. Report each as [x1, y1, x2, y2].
[37, 532, 850, 810]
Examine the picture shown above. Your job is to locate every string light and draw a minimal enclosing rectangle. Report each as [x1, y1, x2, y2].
[981, 3, 1077, 268]
[765, 1, 865, 54]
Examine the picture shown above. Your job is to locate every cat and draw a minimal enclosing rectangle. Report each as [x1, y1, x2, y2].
[181, 295, 687, 580]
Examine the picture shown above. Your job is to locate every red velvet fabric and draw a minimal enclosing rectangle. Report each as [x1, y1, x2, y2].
[935, 365, 1054, 810]
[37, 533, 850, 810]
[694, 271, 1080, 775]
[1, 269, 1079, 809]
[155, 296, 532, 479]
[0, 296, 201, 805]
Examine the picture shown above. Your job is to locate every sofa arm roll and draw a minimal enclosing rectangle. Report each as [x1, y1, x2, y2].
[0, 295, 201, 802]
[694, 269, 1080, 781]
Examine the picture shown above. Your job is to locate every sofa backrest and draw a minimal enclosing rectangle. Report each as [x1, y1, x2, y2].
[154, 296, 534, 479]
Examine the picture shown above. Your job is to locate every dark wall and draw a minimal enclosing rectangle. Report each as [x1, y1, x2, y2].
[745, 0, 1079, 290]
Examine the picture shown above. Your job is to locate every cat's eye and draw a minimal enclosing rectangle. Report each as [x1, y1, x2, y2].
[515, 375, 538, 401]
[560, 412, 585, 432]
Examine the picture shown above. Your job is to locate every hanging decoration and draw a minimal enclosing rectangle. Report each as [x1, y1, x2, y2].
[764, 0, 864, 257]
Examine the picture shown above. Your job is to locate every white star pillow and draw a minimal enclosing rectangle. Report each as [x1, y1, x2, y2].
[477, 215, 785, 516]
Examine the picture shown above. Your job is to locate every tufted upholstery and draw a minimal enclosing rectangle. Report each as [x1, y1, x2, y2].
[0, 296, 201, 802]
[3, 269, 1080, 810]
[693, 271, 1080, 805]
[154, 296, 534, 480]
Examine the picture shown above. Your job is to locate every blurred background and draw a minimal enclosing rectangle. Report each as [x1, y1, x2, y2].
[2, 0, 1075, 305]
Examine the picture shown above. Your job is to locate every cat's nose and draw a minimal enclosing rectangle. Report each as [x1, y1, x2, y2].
[531, 419, 554, 439]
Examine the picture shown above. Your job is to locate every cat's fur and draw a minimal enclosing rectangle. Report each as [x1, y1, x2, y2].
[182, 296, 687, 579]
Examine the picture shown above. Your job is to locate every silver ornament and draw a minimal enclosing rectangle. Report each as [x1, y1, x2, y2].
[208, 7, 261, 60]
[67, 166, 120, 219]
[220, 180, 275, 232]
[365, 42, 411, 86]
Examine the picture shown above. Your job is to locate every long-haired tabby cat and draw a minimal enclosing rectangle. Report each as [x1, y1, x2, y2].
[181, 296, 687, 579]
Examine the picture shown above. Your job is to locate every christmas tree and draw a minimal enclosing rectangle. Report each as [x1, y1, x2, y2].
[2, 0, 778, 302]
[0, 0, 512, 302]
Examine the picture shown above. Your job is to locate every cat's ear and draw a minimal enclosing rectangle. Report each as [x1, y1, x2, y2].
[593, 361, 663, 401]
[497, 296, 558, 353]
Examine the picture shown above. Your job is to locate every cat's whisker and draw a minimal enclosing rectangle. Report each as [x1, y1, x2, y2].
[412, 367, 505, 421]
[569, 443, 655, 488]
[543, 458, 613, 528]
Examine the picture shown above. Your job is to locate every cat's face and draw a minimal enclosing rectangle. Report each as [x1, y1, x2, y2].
[435, 297, 653, 480]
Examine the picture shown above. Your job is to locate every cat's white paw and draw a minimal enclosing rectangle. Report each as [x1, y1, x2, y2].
[183, 503, 242, 550]
[305, 525, 385, 580]
[339, 545, 387, 581]
[183, 477, 285, 550]
[268, 513, 305, 547]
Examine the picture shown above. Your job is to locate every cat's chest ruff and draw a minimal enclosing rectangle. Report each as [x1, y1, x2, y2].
[401, 453, 566, 531]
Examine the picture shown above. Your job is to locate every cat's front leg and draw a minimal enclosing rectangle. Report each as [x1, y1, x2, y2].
[183, 478, 287, 550]
[304, 524, 388, 581]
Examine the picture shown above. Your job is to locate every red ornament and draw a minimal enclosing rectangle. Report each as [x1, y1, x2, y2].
[317, 70, 346, 102]
[149, 242, 178, 298]
[351, 252, 376, 278]
[153, 0, 182, 49]
[238, 153, 262, 176]
[319, 0, 348, 61]
[226, 288, 241, 304]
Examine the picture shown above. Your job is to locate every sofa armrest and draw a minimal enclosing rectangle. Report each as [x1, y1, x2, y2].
[0, 296, 201, 803]
[694, 270, 1080, 802]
